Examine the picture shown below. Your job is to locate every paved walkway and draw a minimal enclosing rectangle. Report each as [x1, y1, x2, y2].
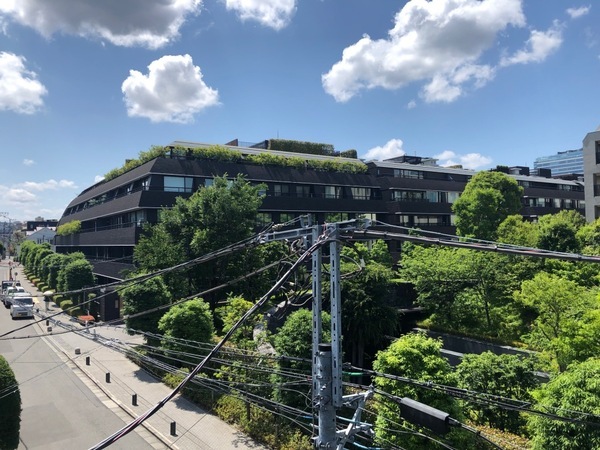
[12, 265, 267, 450]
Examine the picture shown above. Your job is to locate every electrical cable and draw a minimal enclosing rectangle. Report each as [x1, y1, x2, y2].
[88, 229, 332, 449]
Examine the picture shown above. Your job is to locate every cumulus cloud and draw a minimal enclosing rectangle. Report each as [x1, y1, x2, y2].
[122, 54, 219, 123]
[434, 150, 492, 169]
[0, 0, 201, 49]
[23, 159, 35, 166]
[322, 0, 526, 103]
[363, 139, 406, 161]
[224, 0, 296, 30]
[0, 52, 47, 114]
[500, 22, 563, 66]
[566, 6, 590, 19]
[5, 188, 37, 204]
[20, 179, 77, 191]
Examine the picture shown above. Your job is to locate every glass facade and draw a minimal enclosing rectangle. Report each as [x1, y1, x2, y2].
[534, 149, 583, 176]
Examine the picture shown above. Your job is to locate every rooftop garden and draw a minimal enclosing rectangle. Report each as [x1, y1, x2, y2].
[103, 143, 367, 182]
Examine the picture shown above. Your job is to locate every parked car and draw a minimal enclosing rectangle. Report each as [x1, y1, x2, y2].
[10, 296, 34, 319]
[3, 286, 27, 308]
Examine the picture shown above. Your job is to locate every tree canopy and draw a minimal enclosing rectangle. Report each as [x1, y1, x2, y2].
[134, 174, 276, 305]
[452, 171, 523, 240]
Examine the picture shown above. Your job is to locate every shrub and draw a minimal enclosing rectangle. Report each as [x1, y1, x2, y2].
[0, 356, 21, 449]
[59, 299, 73, 311]
[56, 220, 81, 236]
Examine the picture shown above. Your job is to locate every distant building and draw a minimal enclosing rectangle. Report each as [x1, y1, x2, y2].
[583, 128, 600, 222]
[25, 227, 56, 245]
[54, 139, 585, 282]
[534, 148, 583, 177]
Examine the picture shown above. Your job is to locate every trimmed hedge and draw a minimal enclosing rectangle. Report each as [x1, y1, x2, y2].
[0, 356, 21, 449]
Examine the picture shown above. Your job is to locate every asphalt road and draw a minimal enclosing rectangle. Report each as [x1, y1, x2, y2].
[0, 260, 159, 450]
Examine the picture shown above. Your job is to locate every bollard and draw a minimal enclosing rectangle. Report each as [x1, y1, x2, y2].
[170, 421, 177, 436]
[47, 326, 52, 333]
[132, 394, 138, 406]
[105, 372, 111, 383]
[46, 319, 49, 326]
[85, 356, 90, 366]
[75, 347, 81, 355]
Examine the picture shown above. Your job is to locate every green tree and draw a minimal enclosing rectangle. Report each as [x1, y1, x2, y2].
[456, 352, 539, 433]
[134, 174, 270, 305]
[0, 355, 21, 449]
[121, 277, 172, 339]
[528, 358, 600, 450]
[577, 218, 600, 254]
[515, 272, 598, 372]
[272, 309, 331, 409]
[399, 245, 521, 337]
[497, 214, 539, 247]
[216, 295, 264, 350]
[537, 210, 585, 253]
[57, 258, 96, 309]
[339, 242, 398, 367]
[372, 332, 468, 449]
[452, 171, 523, 240]
[158, 298, 214, 361]
[399, 244, 473, 329]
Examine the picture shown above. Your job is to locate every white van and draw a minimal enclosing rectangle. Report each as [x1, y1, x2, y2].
[10, 295, 34, 319]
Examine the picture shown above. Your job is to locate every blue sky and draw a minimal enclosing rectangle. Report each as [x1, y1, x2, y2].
[0, 0, 598, 222]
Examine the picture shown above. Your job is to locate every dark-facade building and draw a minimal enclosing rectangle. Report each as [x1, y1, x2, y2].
[54, 140, 586, 283]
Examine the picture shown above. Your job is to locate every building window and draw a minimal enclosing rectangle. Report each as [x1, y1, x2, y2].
[325, 186, 341, 199]
[164, 176, 193, 193]
[279, 212, 295, 223]
[274, 184, 290, 197]
[204, 178, 214, 187]
[256, 212, 272, 226]
[295, 185, 312, 198]
[351, 187, 371, 200]
[596, 141, 600, 164]
[394, 169, 423, 179]
[325, 212, 349, 222]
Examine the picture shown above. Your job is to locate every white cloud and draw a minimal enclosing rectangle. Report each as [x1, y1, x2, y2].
[94, 175, 105, 183]
[23, 159, 35, 166]
[363, 139, 406, 161]
[566, 6, 590, 19]
[20, 179, 77, 192]
[434, 150, 492, 169]
[500, 22, 563, 66]
[407, 100, 417, 109]
[0, 0, 202, 49]
[322, 0, 525, 103]
[0, 52, 47, 114]
[122, 54, 219, 123]
[5, 188, 37, 204]
[224, 0, 296, 30]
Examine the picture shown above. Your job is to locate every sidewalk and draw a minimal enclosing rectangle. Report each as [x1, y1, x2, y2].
[14, 267, 267, 450]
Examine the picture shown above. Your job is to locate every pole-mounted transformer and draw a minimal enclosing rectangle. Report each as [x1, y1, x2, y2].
[399, 397, 458, 435]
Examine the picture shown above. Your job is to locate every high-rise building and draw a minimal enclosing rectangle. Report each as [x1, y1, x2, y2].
[534, 148, 583, 177]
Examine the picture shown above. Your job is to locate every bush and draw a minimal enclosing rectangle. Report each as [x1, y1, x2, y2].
[0, 356, 21, 449]
[59, 299, 73, 311]
[56, 220, 81, 236]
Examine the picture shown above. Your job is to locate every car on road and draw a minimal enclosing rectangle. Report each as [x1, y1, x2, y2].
[10, 296, 34, 319]
[3, 286, 27, 308]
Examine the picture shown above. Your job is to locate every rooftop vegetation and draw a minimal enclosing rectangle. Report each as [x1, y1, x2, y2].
[103, 144, 368, 182]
